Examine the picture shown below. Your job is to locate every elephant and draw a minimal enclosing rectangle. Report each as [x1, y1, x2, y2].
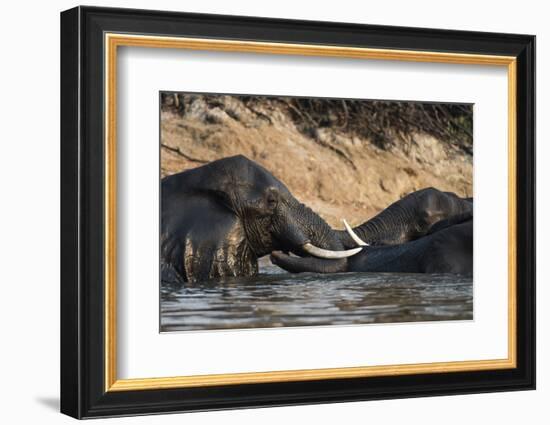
[336, 187, 473, 248]
[271, 188, 473, 275]
[161, 155, 361, 283]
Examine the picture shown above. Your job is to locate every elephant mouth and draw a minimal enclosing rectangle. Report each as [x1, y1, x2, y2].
[294, 217, 368, 260]
[274, 217, 367, 261]
[270, 216, 369, 274]
[273, 242, 361, 261]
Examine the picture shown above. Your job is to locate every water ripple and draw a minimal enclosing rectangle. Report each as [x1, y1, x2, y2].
[161, 263, 473, 332]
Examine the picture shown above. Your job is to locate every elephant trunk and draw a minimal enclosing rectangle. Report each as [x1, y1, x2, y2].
[269, 199, 361, 273]
[270, 251, 349, 273]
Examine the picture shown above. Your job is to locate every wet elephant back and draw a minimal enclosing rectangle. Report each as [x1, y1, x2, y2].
[347, 219, 473, 274]
[422, 219, 473, 274]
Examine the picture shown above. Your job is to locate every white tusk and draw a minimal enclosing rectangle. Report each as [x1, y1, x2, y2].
[302, 242, 362, 259]
[342, 219, 369, 247]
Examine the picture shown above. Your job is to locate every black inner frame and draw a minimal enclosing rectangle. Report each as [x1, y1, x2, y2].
[60, 6, 535, 419]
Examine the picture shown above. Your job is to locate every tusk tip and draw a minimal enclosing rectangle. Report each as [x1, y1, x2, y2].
[342, 218, 369, 247]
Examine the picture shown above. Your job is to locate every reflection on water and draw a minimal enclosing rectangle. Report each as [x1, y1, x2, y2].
[160, 261, 473, 332]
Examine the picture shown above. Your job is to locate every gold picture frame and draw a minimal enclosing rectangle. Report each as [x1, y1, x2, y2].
[104, 33, 517, 392]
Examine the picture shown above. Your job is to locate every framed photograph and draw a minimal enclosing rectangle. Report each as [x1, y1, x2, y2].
[60, 6, 535, 419]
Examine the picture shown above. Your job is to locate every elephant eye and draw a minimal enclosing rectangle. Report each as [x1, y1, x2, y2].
[266, 192, 278, 209]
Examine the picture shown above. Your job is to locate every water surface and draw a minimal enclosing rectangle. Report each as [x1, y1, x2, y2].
[160, 261, 472, 332]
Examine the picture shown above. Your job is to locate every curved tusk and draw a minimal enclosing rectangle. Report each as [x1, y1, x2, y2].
[342, 219, 369, 247]
[302, 242, 362, 259]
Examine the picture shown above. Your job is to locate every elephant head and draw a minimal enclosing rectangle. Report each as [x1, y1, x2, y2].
[335, 187, 473, 248]
[161, 155, 360, 282]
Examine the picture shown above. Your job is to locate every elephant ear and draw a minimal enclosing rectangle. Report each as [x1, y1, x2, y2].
[161, 188, 257, 283]
[182, 198, 251, 282]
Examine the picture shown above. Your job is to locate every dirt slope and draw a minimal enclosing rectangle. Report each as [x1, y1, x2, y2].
[160, 95, 472, 229]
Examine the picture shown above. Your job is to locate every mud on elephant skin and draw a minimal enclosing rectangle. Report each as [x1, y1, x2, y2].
[161, 155, 360, 283]
[271, 188, 473, 275]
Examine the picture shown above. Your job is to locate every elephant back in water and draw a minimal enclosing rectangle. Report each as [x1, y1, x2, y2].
[161, 155, 360, 283]
[347, 218, 473, 274]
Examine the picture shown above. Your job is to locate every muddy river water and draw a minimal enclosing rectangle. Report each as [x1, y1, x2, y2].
[160, 260, 472, 332]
